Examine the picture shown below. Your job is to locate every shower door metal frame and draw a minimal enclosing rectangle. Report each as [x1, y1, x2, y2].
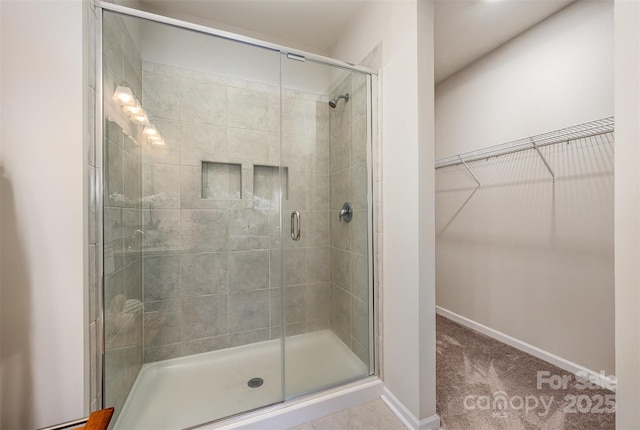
[94, 3, 106, 413]
[367, 73, 378, 378]
[95, 1, 376, 75]
[94, 0, 379, 416]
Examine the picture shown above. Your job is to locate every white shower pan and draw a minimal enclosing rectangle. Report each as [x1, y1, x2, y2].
[114, 330, 369, 430]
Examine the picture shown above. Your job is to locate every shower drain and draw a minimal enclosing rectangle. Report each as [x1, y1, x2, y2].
[247, 377, 264, 388]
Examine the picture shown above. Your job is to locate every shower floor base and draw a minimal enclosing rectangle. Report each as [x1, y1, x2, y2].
[114, 330, 369, 430]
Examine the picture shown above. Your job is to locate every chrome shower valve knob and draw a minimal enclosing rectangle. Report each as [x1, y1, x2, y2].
[339, 202, 353, 222]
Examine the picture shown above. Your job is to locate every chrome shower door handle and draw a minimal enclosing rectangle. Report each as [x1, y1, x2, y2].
[290, 211, 301, 241]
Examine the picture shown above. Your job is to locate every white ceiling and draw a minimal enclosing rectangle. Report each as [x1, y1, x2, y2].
[137, 0, 575, 83]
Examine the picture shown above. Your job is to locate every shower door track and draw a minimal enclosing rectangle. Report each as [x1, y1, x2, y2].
[95, 1, 377, 76]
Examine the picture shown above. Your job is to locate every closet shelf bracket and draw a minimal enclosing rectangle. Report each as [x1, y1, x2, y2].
[531, 138, 556, 182]
[458, 155, 481, 187]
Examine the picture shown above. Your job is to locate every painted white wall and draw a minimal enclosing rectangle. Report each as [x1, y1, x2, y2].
[331, 0, 437, 422]
[436, 0, 614, 158]
[138, 18, 332, 95]
[417, 0, 437, 422]
[139, 20, 280, 88]
[0, 1, 85, 428]
[614, 0, 640, 426]
[136, 1, 330, 58]
[435, 0, 614, 374]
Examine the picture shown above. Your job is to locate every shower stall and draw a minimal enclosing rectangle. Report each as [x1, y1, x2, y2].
[98, 4, 376, 429]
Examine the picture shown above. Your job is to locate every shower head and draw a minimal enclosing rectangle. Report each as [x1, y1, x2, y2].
[329, 93, 350, 108]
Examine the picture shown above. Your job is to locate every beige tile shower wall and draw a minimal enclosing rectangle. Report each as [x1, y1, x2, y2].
[140, 62, 331, 362]
[280, 87, 333, 338]
[101, 13, 144, 421]
[328, 73, 370, 363]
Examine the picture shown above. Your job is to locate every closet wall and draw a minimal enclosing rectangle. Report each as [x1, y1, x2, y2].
[435, 0, 614, 374]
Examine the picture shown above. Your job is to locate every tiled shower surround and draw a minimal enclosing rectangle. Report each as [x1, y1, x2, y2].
[328, 74, 370, 363]
[139, 62, 360, 362]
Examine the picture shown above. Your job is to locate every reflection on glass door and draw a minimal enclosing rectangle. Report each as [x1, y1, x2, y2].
[102, 10, 284, 429]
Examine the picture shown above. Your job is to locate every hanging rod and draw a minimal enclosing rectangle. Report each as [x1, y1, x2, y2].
[435, 116, 614, 170]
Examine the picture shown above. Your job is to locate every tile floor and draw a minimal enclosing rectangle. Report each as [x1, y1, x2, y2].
[288, 399, 407, 430]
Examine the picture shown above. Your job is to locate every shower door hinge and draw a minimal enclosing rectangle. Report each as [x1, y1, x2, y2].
[286, 53, 306, 62]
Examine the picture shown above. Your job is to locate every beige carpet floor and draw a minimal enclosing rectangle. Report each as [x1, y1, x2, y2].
[436, 314, 615, 430]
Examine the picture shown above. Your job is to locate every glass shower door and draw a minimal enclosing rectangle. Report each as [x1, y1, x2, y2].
[102, 10, 285, 429]
[280, 54, 373, 397]
[102, 8, 374, 426]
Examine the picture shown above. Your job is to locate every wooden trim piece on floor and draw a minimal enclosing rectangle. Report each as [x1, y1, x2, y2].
[82, 408, 114, 430]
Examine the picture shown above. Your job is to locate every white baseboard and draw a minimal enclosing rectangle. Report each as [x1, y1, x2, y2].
[381, 387, 440, 430]
[203, 377, 384, 429]
[436, 306, 616, 391]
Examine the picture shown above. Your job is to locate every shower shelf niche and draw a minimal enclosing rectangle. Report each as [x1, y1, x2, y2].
[201, 161, 242, 200]
[253, 165, 289, 204]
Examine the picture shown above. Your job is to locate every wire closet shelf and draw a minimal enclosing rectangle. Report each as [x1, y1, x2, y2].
[434, 117, 614, 176]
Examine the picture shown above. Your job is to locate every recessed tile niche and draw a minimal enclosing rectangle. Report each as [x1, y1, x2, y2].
[201, 162, 242, 200]
[253, 165, 288, 208]
[201, 162, 289, 205]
